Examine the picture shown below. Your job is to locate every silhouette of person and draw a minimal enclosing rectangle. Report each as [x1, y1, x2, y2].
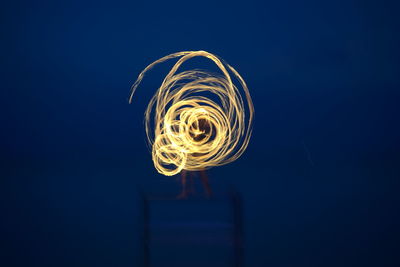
[177, 169, 212, 198]
[177, 118, 214, 198]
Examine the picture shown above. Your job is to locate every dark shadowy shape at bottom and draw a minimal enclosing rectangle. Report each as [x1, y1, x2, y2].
[141, 189, 244, 267]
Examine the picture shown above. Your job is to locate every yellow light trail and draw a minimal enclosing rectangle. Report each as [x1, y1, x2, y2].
[129, 51, 254, 176]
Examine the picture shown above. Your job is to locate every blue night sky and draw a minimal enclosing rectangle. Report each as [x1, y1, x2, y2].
[1, 0, 399, 266]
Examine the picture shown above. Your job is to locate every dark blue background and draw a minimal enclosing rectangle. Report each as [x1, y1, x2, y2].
[1, 0, 399, 266]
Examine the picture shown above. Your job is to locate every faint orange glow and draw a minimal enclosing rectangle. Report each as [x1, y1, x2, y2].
[129, 51, 254, 176]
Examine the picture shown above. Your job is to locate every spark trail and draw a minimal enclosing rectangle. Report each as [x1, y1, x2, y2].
[129, 51, 254, 176]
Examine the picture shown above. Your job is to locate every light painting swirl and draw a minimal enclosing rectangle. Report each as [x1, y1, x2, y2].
[129, 51, 254, 176]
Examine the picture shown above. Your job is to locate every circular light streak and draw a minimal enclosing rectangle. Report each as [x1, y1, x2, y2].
[129, 51, 254, 176]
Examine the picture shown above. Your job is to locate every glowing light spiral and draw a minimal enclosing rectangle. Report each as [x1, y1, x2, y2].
[129, 51, 254, 176]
